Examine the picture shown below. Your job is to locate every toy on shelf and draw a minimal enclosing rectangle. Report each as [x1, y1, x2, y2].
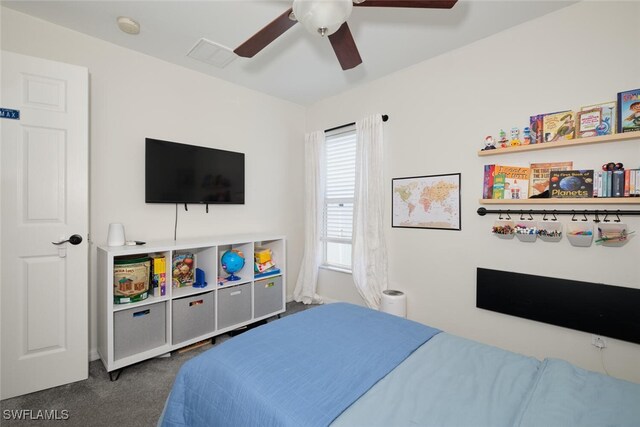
[221, 249, 245, 281]
[194, 267, 207, 288]
[498, 129, 508, 148]
[522, 127, 532, 145]
[254, 246, 280, 278]
[482, 136, 496, 151]
[602, 162, 624, 171]
[509, 127, 521, 147]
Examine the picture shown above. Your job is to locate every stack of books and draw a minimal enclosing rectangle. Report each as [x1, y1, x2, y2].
[254, 247, 280, 278]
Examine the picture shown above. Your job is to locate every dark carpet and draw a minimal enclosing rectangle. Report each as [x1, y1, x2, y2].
[0, 301, 311, 426]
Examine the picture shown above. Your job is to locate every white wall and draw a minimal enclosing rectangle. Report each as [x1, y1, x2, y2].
[308, 1, 640, 383]
[1, 8, 306, 359]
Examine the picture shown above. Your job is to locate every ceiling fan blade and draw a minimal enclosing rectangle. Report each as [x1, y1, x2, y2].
[328, 23, 363, 70]
[234, 8, 297, 58]
[354, 0, 457, 9]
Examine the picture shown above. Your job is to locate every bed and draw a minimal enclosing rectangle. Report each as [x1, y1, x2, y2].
[159, 303, 640, 427]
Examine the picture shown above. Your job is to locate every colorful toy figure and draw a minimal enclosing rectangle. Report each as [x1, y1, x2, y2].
[509, 127, 521, 147]
[522, 127, 532, 145]
[602, 162, 624, 171]
[498, 129, 508, 148]
[482, 135, 496, 150]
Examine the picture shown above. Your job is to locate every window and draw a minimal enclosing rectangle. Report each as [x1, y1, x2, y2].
[322, 126, 356, 270]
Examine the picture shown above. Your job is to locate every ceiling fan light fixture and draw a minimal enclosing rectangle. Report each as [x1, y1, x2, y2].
[292, 0, 353, 37]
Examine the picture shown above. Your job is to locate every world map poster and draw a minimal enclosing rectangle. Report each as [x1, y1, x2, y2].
[392, 173, 461, 230]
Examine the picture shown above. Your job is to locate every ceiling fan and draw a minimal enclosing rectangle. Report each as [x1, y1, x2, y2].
[234, 0, 458, 70]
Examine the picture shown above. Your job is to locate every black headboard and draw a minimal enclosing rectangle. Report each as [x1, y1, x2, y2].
[476, 268, 640, 345]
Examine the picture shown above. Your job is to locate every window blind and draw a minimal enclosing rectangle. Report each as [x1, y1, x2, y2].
[323, 127, 356, 245]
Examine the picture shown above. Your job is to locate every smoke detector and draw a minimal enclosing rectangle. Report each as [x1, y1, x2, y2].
[117, 16, 140, 35]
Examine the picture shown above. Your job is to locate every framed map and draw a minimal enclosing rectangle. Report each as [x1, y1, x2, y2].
[392, 173, 461, 230]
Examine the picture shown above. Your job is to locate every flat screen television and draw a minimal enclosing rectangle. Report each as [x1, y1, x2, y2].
[145, 138, 245, 204]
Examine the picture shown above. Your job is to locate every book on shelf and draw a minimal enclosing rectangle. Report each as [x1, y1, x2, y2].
[581, 101, 616, 135]
[529, 161, 573, 198]
[595, 169, 640, 198]
[494, 165, 530, 200]
[255, 267, 281, 279]
[601, 170, 611, 197]
[549, 170, 594, 198]
[617, 88, 640, 133]
[482, 165, 495, 199]
[172, 252, 195, 288]
[543, 111, 575, 142]
[255, 259, 276, 273]
[529, 114, 544, 144]
[150, 254, 166, 297]
[492, 173, 506, 199]
[624, 170, 631, 197]
[611, 170, 625, 197]
[575, 108, 602, 138]
[628, 169, 640, 197]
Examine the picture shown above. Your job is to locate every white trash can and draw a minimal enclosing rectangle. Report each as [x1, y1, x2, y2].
[380, 290, 407, 318]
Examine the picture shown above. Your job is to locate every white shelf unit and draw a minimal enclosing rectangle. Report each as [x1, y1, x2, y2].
[97, 234, 286, 372]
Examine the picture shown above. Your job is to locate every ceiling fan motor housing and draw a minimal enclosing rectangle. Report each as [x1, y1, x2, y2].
[292, 0, 354, 37]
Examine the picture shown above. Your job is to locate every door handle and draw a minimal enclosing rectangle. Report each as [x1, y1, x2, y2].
[52, 234, 83, 245]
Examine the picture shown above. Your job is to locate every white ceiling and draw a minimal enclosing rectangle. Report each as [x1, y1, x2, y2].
[2, 0, 576, 106]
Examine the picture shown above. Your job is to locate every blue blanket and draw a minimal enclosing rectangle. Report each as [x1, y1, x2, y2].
[333, 333, 542, 427]
[160, 303, 440, 427]
[515, 358, 640, 427]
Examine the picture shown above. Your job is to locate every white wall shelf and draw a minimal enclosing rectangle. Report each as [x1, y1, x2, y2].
[97, 234, 286, 373]
[477, 132, 639, 157]
[479, 198, 640, 205]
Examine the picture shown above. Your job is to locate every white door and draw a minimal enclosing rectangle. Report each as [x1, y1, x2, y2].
[1, 51, 89, 400]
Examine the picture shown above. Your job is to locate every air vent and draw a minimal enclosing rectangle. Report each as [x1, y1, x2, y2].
[187, 38, 236, 68]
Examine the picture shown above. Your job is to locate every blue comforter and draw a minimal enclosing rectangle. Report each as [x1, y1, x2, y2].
[334, 333, 640, 427]
[160, 303, 440, 427]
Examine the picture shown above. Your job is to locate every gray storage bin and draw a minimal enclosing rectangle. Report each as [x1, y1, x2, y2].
[114, 302, 166, 360]
[254, 276, 283, 318]
[218, 283, 251, 330]
[172, 291, 215, 345]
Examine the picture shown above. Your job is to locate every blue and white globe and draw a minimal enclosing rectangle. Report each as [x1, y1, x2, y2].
[221, 249, 245, 281]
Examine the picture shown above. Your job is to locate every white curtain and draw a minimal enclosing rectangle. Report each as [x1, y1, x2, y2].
[352, 114, 388, 308]
[293, 130, 325, 305]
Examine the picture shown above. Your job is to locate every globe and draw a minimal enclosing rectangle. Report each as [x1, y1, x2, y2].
[221, 249, 245, 281]
[559, 176, 583, 191]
